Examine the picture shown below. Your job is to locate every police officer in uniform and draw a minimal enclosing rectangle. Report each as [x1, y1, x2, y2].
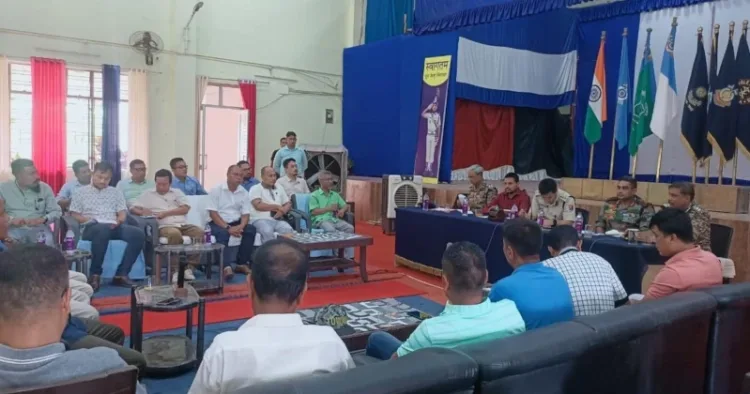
[596, 176, 655, 233]
[527, 178, 575, 228]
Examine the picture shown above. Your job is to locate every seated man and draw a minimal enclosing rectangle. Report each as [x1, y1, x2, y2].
[644, 208, 722, 300]
[309, 170, 353, 257]
[238, 160, 260, 191]
[207, 165, 256, 277]
[544, 226, 627, 316]
[366, 242, 525, 360]
[170, 157, 207, 196]
[131, 169, 203, 282]
[489, 218, 574, 329]
[482, 172, 531, 215]
[667, 182, 711, 252]
[57, 159, 91, 211]
[248, 166, 295, 244]
[276, 158, 310, 197]
[466, 165, 498, 212]
[527, 178, 576, 228]
[596, 176, 655, 233]
[70, 162, 145, 291]
[190, 239, 353, 393]
[0, 245, 146, 394]
[116, 159, 155, 208]
[0, 159, 61, 245]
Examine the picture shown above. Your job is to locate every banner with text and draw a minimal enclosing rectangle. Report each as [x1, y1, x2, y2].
[415, 55, 452, 184]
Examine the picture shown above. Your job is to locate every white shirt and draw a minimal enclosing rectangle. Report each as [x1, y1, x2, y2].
[426, 112, 440, 134]
[276, 176, 310, 197]
[248, 183, 289, 223]
[206, 182, 251, 224]
[188, 314, 354, 394]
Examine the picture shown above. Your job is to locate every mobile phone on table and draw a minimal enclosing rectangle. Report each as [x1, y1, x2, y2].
[156, 297, 181, 306]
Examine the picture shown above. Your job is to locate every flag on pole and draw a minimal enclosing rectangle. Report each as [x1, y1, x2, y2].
[630, 29, 656, 156]
[584, 36, 607, 145]
[614, 30, 630, 151]
[680, 29, 709, 161]
[651, 19, 680, 141]
[707, 24, 738, 163]
[735, 22, 750, 159]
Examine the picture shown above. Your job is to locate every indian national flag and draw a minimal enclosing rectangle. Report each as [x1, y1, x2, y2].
[585, 39, 607, 145]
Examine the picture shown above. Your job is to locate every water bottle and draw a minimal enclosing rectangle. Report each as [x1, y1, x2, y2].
[574, 213, 584, 236]
[461, 198, 469, 216]
[422, 194, 430, 211]
[36, 229, 46, 245]
[537, 210, 545, 226]
[510, 205, 518, 220]
[64, 230, 75, 255]
[204, 224, 212, 244]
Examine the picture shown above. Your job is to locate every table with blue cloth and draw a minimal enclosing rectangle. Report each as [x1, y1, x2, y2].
[394, 208, 666, 294]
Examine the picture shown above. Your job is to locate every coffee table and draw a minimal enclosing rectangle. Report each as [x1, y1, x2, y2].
[153, 243, 225, 293]
[282, 232, 374, 282]
[129, 284, 206, 377]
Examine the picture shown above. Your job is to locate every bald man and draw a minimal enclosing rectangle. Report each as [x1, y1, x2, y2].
[248, 166, 295, 244]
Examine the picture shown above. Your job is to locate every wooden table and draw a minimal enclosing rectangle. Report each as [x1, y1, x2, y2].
[282, 232, 374, 282]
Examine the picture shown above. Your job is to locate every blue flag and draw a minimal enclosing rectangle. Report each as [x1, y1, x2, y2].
[614, 32, 630, 150]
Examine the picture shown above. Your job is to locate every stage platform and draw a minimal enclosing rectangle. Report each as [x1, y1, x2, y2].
[344, 176, 750, 282]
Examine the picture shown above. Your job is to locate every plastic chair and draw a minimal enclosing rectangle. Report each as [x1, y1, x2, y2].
[710, 223, 734, 259]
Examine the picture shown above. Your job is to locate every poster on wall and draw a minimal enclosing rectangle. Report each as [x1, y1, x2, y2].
[414, 55, 452, 184]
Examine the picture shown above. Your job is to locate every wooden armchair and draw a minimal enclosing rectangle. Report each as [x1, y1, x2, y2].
[3, 366, 138, 394]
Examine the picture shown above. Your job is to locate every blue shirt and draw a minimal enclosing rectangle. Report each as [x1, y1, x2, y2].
[272, 147, 308, 177]
[62, 316, 88, 344]
[489, 262, 574, 330]
[56, 180, 85, 201]
[241, 177, 260, 191]
[172, 176, 207, 196]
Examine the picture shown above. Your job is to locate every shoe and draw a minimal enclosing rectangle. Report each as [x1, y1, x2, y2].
[172, 269, 196, 283]
[88, 275, 101, 292]
[223, 266, 235, 281]
[111, 276, 136, 287]
[234, 265, 251, 275]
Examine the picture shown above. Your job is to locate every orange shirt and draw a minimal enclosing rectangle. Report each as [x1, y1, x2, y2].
[645, 246, 722, 300]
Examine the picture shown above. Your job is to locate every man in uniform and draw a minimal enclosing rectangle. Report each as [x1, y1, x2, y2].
[466, 165, 498, 213]
[527, 178, 575, 228]
[422, 101, 441, 174]
[596, 176, 655, 233]
[667, 182, 711, 252]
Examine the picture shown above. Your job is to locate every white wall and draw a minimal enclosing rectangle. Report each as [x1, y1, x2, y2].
[0, 0, 358, 176]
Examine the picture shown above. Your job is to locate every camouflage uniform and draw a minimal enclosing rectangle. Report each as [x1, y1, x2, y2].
[686, 202, 712, 252]
[468, 183, 498, 211]
[596, 195, 655, 232]
[530, 188, 576, 221]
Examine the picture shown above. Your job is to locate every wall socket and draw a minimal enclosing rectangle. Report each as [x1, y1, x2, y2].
[325, 109, 334, 124]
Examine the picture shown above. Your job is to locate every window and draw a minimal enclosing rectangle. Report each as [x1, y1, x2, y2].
[9, 64, 129, 169]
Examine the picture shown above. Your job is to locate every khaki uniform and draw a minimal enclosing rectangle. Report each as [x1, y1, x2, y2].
[686, 202, 712, 252]
[530, 189, 576, 221]
[468, 183, 498, 212]
[596, 196, 655, 232]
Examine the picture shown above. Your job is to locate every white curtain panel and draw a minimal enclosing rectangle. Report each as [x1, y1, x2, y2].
[194, 75, 209, 176]
[0, 56, 9, 175]
[128, 69, 149, 164]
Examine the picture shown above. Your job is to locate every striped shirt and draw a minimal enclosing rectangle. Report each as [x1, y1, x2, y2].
[396, 298, 525, 357]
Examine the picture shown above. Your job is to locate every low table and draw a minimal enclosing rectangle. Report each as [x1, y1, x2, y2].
[153, 243, 225, 294]
[129, 284, 206, 377]
[64, 249, 91, 275]
[282, 232, 374, 282]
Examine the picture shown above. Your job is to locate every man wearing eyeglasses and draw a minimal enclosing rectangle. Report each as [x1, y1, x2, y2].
[0, 158, 61, 246]
[116, 159, 155, 208]
[169, 157, 207, 196]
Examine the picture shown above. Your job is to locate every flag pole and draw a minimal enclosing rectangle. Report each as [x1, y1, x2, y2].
[705, 158, 711, 183]
[732, 20, 748, 186]
[631, 154, 638, 176]
[692, 160, 697, 183]
[610, 28, 628, 180]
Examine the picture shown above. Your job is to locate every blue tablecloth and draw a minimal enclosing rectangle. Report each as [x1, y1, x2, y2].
[395, 208, 666, 294]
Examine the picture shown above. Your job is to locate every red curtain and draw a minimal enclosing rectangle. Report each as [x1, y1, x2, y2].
[31, 58, 67, 192]
[238, 81, 257, 167]
[452, 99, 515, 171]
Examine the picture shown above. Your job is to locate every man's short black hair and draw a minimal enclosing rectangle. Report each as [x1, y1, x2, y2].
[93, 161, 113, 174]
[169, 157, 185, 169]
[502, 218, 543, 257]
[286, 131, 297, 138]
[237, 160, 250, 167]
[154, 169, 172, 183]
[10, 158, 34, 176]
[129, 159, 145, 169]
[619, 175, 637, 189]
[649, 207, 694, 243]
[538, 178, 558, 195]
[547, 225, 580, 251]
[0, 245, 68, 321]
[442, 242, 486, 293]
[504, 172, 520, 183]
[280, 137, 286, 142]
[72, 160, 89, 175]
[251, 239, 309, 304]
[283, 158, 296, 169]
[669, 182, 695, 201]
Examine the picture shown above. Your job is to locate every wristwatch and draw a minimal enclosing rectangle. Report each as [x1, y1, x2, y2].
[225, 224, 231, 230]
[552, 219, 558, 227]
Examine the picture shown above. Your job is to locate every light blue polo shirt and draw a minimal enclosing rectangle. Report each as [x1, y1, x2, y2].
[489, 262, 574, 330]
[396, 298, 525, 357]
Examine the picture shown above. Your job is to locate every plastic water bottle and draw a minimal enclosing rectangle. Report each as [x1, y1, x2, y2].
[537, 210, 545, 226]
[422, 194, 430, 211]
[36, 229, 46, 245]
[510, 205, 518, 220]
[574, 213, 584, 236]
[64, 230, 75, 255]
[204, 224, 212, 244]
[461, 198, 469, 216]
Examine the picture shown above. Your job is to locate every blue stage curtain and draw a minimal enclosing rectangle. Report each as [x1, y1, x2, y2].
[365, 0, 414, 44]
[101, 64, 122, 185]
[579, 0, 715, 22]
[574, 15, 640, 179]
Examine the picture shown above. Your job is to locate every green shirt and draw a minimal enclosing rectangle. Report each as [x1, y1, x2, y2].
[308, 188, 346, 225]
[396, 298, 526, 357]
[0, 180, 62, 222]
[116, 179, 155, 206]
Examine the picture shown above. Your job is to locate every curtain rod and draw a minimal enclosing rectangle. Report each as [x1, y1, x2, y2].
[5, 55, 162, 74]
